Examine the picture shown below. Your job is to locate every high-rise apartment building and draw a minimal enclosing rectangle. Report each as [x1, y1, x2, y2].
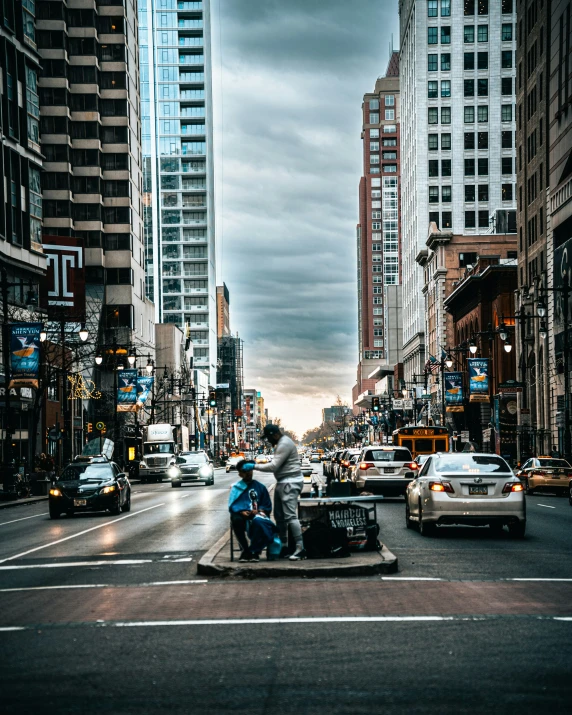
[399, 0, 517, 384]
[139, 0, 216, 383]
[36, 0, 155, 349]
[216, 283, 230, 338]
[354, 52, 402, 405]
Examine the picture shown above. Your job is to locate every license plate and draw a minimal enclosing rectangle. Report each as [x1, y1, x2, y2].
[383, 468, 394, 474]
[74, 499, 86, 507]
[469, 486, 488, 495]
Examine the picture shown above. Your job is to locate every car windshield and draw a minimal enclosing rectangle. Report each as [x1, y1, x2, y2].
[180, 453, 207, 464]
[538, 459, 570, 468]
[59, 464, 114, 481]
[435, 455, 510, 473]
[365, 449, 411, 462]
[144, 443, 175, 454]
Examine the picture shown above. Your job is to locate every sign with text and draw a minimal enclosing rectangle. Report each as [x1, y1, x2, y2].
[117, 369, 138, 412]
[444, 372, 464, 412]
[41, 236, 86, 321]
[468, 358, 489, 402]
[9, 323, 42, 388]
[553, 236, 572, 355]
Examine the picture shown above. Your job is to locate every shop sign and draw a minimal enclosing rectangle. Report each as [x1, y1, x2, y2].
[498, 380, 523, 394]
[468, 358, 489, 402]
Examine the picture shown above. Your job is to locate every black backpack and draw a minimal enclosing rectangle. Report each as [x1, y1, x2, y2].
[302, 520, 351, 559]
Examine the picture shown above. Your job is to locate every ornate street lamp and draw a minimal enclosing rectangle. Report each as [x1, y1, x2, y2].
[79, 324, 89, 342]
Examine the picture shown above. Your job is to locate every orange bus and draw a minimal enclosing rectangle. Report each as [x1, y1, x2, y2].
[392, 426, 449, 458]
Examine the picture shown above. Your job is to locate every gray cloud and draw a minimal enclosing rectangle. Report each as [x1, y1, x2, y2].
[213, 0, 399, 435]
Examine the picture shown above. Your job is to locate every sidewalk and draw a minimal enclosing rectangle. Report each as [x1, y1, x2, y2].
[0, 495, 48, 510]
[197, 530, 398, 578]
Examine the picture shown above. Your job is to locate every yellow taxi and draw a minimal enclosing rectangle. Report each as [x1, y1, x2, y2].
[515, 457, 572, 497]
[255, 454, 271, 465]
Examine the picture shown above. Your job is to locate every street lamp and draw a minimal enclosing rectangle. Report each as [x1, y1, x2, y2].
[146, 355, 154, 374]
[498, 323, 509, 342]
[445, 355, 453, 369]
[128, 349, 136, 367]
[539, 322, 547, 341]
[95, 353, 103, 366]
[469, 339, 478, 355]
[536, 300, 547, 318]
[503, 340, 513, 353]
[79, 324, 89, 342]
[40, 328, 47, 343]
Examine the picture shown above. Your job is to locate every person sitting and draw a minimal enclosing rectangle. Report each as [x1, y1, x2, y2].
[228, 459, 274, 562]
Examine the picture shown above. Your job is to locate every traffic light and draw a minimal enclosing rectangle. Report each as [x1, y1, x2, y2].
[372, 396, 380, 412]
[87, 422, 93, 433]
[209, 390, 217, 407]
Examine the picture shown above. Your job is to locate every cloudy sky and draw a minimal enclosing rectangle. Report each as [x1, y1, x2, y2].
[211, 0, 399, 438]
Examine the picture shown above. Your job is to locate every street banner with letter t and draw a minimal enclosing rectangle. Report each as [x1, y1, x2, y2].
[468, 358, 489, 402]
[41, 236, 86, 321]
[117, 369, 138, 412]
[136, 376, 154, 408]
[444, 372, 464, 412]
[9, 323, 42, 388]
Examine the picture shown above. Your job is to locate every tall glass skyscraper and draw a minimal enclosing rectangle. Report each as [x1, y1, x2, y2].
[139, 0, 216, 383]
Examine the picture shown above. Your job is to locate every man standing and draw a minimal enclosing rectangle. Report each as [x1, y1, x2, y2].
[228, 459, 274, 562]
[256, 424, 306, 560]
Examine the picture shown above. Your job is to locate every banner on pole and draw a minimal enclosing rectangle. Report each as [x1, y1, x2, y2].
[468, 358, 490, 402]
[444, 372, 464, 412]
[9, 323, 43, 388]
[136, 376, 154, 408]
[117, 369, 138, 412]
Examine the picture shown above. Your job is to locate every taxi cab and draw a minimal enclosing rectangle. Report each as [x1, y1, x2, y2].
[515, 456, 572, 497]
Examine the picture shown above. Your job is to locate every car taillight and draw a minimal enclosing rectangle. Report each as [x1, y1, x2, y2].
[342, 460, 349, 467]
[503, 482, 524, 493]
[359, 462, 375, 470]
[408, 462, 418, 470]
[429, 481, 454, 493]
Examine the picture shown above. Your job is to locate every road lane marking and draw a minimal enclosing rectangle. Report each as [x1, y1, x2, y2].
[381, 577, 443, 581]
[537, 504, 556, 508]
[0, 580, 208, 593]
[0, 559, 153, 570]
[0, 627, 26, 632]
[0, 503, 166, 564]
[114, 617, 456, 627]
[0, 513, 48, 527]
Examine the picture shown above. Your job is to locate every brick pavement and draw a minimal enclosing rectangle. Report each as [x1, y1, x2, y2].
[1, 580, 571, 627]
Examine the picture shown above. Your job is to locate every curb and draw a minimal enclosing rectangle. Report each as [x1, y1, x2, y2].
[0, 496, 49, 510]
[197, 531, 398, 578]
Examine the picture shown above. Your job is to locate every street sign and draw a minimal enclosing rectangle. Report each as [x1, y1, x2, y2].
[403, 399, 413, 410]
[392, 399, 403, 409]
[461, 430, 470, 442]
[520, 408, 531, 426]
[48, 427, 59, 442]
[421, 393, 431, 400]
[216, 383, 230, 389]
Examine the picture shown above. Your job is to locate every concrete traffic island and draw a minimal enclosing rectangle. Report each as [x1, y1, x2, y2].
[197, 530, 398, 578]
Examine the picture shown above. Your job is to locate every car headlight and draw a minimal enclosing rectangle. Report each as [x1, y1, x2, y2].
[50, 488, 62, 497]
[198, 466, 211, 477]
[168, 467, 180, 478]
[101, 485, 116, 494]
[139, 461, 147, 469]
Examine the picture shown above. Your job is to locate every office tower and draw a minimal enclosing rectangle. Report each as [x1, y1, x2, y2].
[216, 283, 230, 338]
[139, 0, 216, 384]
[36, 0, 155, 349]
[399, 0, 517, 384]
[354, 52, 402, 403]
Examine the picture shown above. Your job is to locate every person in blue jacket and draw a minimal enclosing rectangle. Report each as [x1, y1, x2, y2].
[228, 459, 274, 562]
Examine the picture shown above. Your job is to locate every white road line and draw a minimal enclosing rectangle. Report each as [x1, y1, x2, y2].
[537, 504, 556, 509]
[0, 503, 165, 564]
[171, 557, 193, 562]
[114, 616, 456, 627]
[0, 580, 208, 593]
[504, 578, 572, 582]
[0, 513, 48, 527]
[554, 617, 572, 621]
[0, 627, 26, 632]
[0, 559, 153, 571]
[381, 577, 443, 581]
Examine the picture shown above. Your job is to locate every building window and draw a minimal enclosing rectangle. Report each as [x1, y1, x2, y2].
[478, 210, 489, 228]
[385, 95, 395, 106]
[428, 0, 438, 17]
[464, 106, 475, 123]
[370, 154, 380, 164]
[441, 107, 451, 124]
[478, 158, 488, 175]
[477, 105, 488, 123]
[502, 24, 513, 42]
[441, 0, 451, 16]
[502, 184, 513, 200]
[464, 132, 475, 149]
[429, 211, 440, 227]
[383, 164, 397, 173]
[501, 51, 513, 69]
[441, 80, 451, 97]
[478, 184, 489, 202]
[501, 130, 513, 149]
[501, 104, 512, 122]
[442, 211, 452, 228]
[428, 134, 439, 150]
[441, 53, 451, 71]
[370, 141, 379, 151]
[383, 125, 396, 133]
[429, 187, 439, 203]
[465, 0, 475, 16]
[369, 99, 379, 110]
[370, 128, 380, 138]
[478, 0, 488, 16]
[428, 54, 438, 71]
[382, 151, 397, 161]
[478, 79, 488, 97]
[464, 52, 475, 69]
[428, 108, 439, 124]
[501, 157, 513, 174]
[429, 160, 439, 177]
[477, 25, 488, 43]
[428, 81, 438, 98]
[442, 186, 452, 202]
[465, 185, 476, 201]
[478, 131, 488, 149]
[384, 110, 395, 120]
[441, 26, 451, 44]
[383, 138, 397, 147]
[441, 133, 451, 149]
[465, 159, 476, 176]
[465, 79, 475, 97]
[465, 211, 476, 228]
[369, 112, 379, 124]
[502, 0, 512, 12]
[441, 159, 451, 176]
[464, 26, 475, 43]
[428, 27, 438, 44]
[477, 52, 488, 70]
[501, 77, 512, 96]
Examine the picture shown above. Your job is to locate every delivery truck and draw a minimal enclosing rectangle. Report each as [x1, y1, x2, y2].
[139, 424, 178, 483]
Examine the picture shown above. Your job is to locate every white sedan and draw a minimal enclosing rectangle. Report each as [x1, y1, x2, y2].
[405, 452, 526, 538]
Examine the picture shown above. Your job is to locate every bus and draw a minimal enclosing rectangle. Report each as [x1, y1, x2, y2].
[392, 426, 449, 458]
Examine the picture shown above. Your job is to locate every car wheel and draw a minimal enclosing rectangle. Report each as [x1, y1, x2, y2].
[121, 493, 131, 512]
[405, 501, 414, 529]
[110, 498, 122, 516]
[172, 481, 182, 488]
[418, 500, 435, 537]
[49, 505, 60, 519]
[207, 478, 214, 486]
[508, 520, 526, 539]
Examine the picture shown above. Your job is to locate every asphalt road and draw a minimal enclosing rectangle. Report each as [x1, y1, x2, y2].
[1, 463, 571, 714]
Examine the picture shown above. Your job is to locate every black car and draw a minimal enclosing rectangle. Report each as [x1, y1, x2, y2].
[49, 456, 131, 519]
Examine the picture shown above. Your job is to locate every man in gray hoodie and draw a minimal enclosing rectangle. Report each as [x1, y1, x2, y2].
[255, 424, 306, 560]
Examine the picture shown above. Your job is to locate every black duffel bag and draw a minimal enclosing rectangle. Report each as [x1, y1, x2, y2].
[302, 520, 351, 559]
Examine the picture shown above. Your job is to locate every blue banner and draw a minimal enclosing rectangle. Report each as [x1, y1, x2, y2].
[136, 376, 154, 407]
[117, 369, 138, 412]
[444, 372, 464, 412]
[9, 323, 42, 388]
[468, 358, 489, 402]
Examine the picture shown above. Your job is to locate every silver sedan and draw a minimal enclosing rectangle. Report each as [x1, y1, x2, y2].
[405, 452, 526, 538]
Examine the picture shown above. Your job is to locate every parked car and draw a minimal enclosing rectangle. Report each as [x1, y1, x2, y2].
[415, 454, 431, 468]
[310, 453, 321, 463]
[338, 448, 362, 481]
[171, 451, 214, 488]
[226, 456, 242, 473]
[406, 452, 526, 537]
[515, 457, 572, 496]
[49, 455, 131, 519]
[351, 446, 417, 496]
